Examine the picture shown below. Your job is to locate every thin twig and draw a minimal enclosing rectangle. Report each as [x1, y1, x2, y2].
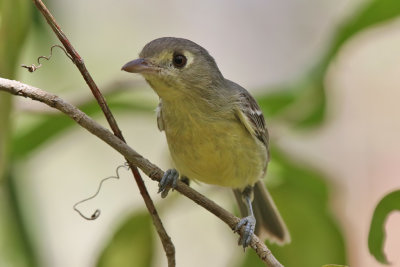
[30, 0, 175, 265]
[0, 77, 284, 267]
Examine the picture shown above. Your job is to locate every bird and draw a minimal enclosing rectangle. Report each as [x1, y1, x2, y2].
[122, 37, 290, 247]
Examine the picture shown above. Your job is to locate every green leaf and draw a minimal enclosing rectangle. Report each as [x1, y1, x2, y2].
[0, 1, 39, 267]
[324, 0, 400, 68]
[0, 171, 39, 267]
[257, 78, 326, 127]
[368, 190, 400, 264]
[259, 0, 400, 127]
[322, 265, 348, 267]
[0, 0, 31, 77]
[239, 147, 346, 267]
[257, 89, 295, 118]
[12, 96, 154, 159]
[0, 0, 32, 174]
[96, 212, 154, 267]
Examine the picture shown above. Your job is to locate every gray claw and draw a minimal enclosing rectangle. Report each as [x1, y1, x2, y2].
[158, 169, 179, 198]
[234, 215, 256, 248]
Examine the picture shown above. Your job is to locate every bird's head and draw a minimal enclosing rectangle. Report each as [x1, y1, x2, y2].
[122, 37, 225, 100]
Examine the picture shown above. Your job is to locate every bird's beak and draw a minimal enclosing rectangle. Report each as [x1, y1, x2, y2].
[121, 58, 158, 74]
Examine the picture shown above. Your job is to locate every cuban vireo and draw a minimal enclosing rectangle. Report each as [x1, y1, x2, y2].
[122, 37, 290, 247]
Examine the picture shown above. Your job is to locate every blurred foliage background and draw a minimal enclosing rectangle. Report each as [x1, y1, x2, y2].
[1, 0, 400, 266]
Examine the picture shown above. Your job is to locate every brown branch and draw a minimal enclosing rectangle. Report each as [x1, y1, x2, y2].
[0, 77, 284, 267]
[30, 0, 175, 265]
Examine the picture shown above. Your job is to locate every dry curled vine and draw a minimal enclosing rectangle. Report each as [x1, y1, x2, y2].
[21, 44, 72, 72]
[73, 162, 131, 220]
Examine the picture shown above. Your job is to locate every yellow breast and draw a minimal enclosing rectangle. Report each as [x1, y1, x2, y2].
[162, 101, 267, 189]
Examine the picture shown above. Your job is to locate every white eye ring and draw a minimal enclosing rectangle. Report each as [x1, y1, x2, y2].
[172, 53, 187, 68]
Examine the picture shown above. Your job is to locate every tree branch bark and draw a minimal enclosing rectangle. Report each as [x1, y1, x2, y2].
[0, 77, 284, 267]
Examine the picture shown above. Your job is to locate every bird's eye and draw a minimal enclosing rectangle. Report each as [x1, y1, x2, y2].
[172, 53, 187, 68]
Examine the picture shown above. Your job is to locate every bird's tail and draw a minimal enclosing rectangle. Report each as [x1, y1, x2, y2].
[233, 180, 290, 245]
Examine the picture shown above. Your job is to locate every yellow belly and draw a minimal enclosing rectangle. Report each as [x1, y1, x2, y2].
[164, 113, 267, 189]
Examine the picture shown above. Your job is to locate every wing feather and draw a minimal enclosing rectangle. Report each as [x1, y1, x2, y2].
[235, 88, 269, 155]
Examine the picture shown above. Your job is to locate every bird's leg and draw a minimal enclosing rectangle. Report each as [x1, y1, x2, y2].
[234, 186, 256, 248]
[158, 171, 190, 197]
[158, 169, 180, 198]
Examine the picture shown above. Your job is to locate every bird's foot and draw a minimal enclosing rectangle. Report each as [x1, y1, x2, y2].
[158, 168, 179, 198]
[234, 215, 256, 248]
